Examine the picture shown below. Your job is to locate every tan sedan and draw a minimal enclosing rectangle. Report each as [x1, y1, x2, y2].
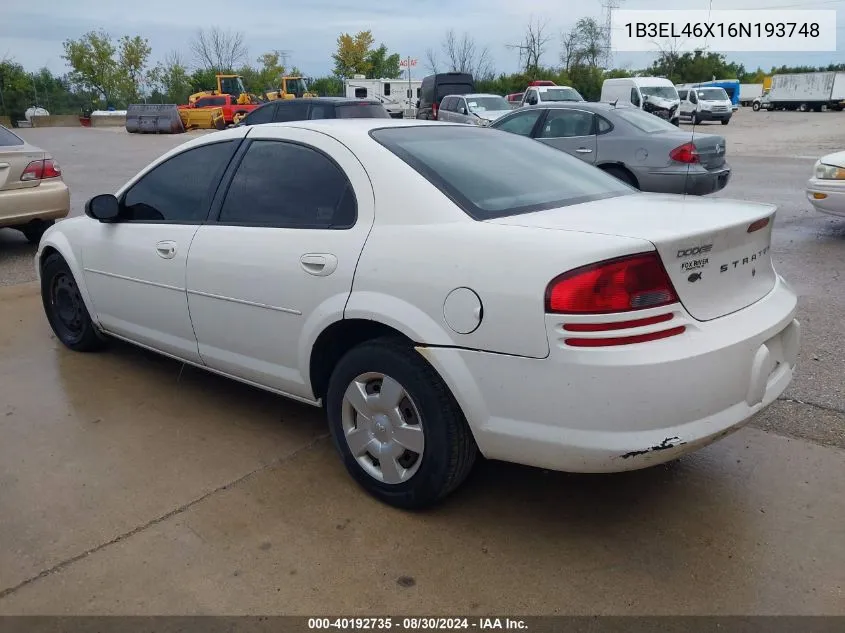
[0, 125, 69, 243]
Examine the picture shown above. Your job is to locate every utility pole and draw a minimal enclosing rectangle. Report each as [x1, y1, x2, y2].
[602, 0, 624, 69]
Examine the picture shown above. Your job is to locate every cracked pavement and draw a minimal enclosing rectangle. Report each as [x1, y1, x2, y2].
[1, 113, 844, 614]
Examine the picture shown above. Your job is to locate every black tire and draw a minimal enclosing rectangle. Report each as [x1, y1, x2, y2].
[752, 102, 761, 111]
[798, 103, 809, 112]
[40, 253, 107, 352]
[721, 119, 730, 125]
[326, 336, 477, 509]
[691, 113, 700, 125]
[20, 219, 54, 244]
[601, 165, 638, 189]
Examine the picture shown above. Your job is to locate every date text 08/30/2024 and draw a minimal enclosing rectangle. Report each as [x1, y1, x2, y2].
[307, 617, 528, 630]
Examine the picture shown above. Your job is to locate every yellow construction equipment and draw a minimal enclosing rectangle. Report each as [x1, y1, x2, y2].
[178, 106, 226, 131]
[187, 74, 258, 105]
[263, 76, 318, 101]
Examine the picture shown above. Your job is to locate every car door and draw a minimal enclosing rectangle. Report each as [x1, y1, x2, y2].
[437, 96, 455, 121]
[677, 90, 691, 117]
[185, 127, 374, 400]
[454, 97, 471, 124]
[491, 108, 545, 137]
[82, 138, 241, 362]
[534, 108, 598, 164]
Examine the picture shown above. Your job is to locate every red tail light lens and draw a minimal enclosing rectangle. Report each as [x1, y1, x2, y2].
[546, 252, 679, 314]
[20, 159, 61, 181]
[669, 142, 700, 164]
[433, 102, 439, 118]
[747, 217, 770, 233]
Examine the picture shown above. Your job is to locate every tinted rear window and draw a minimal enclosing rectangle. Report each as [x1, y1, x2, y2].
[336, 104, 390, 119]
[0, 126, 24, 146]
[436, 83, 473, 101]
[370, 126, 633, 220]
[614, 107, 680, 133]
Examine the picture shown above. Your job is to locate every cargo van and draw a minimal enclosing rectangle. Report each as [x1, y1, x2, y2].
[416, 72, 475, 120]
[676, 84, 733, 125]
[600, 77, 681, 125]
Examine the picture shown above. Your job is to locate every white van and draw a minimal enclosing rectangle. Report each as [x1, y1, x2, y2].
[520, 85, 584, 107]
[600, 77, 680, 126]
[675, 84, 732, 125]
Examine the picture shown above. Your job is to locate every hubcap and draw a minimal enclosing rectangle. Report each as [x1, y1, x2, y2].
[341, 372, 425, 485]
[50, 273, 85, 340]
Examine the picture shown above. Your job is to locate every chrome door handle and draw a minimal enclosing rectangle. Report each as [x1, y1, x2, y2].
[155, 241, 177, 259]
[300, 253, 338, 276]
[575, 148, 593, 154]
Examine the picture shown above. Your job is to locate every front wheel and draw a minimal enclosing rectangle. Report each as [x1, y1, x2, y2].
[40, 253, 107, 352]
[752, 102, 761, 111]
[721, 119, 730, 125]
[326, 337, 477, 509]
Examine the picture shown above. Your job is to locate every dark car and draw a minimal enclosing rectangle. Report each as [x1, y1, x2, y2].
[416, 72, 474, 120]
[239, 97, 390, 126]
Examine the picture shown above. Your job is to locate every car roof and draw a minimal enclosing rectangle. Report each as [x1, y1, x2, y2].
[518, 101, 632, 113]
[459, 93, 506, 99]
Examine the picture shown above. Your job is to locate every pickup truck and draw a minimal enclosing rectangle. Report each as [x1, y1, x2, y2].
[185, 95, 259, 125]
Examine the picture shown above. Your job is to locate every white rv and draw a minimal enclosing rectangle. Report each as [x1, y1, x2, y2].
[344, 75, 423, 118]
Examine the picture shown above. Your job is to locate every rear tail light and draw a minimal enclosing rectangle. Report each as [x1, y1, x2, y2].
[669, 142, 700, 164]
[432, 102, 439, 118]
[21, 159, 61, 181]
[546, 252, 679, 315]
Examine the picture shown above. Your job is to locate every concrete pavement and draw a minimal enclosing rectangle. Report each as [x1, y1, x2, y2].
[0, 283, 844, 615]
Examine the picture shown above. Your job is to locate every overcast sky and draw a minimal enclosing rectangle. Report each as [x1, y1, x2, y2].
[1, 0, 843, 78]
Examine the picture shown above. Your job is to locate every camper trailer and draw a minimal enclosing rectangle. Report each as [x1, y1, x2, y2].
[344, 75, 422, 118]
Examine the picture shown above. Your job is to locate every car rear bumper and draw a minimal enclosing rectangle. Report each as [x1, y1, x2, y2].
[637, 166, 731, 196]
[806, 177, 845, 217]
[419, 275, 799, 473]
[0, 179, 70, 227]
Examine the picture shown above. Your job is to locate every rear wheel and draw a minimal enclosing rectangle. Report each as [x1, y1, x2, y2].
[40, 253, 106, 352]
[19, 219, 54, 244]
[326, 337, 477, 509]
[798, 103, 809, 112]
[601, 165, 638, 189]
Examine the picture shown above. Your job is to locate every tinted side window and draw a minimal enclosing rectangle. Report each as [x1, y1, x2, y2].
[122, 141, 235, 223]
[218, 141, 356, 229]
[355, 88, 367, 98]
[0, 126, 24, 146]
[597, 115, 613, 134]
[244, 104, 276, 125]
[493, 110, 543, 136]
[539, 110, 595, 138]
[630, 88, 641, 107]
[383, 83, 391, 96]
[274, 102, 310, 122]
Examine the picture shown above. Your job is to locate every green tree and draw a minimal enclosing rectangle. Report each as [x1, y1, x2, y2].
[309, 76, 344, 97]
[365, 44, 401, 79]
[147, 52, 191, 104]
[332, 31, 375, 78]
[118, 35, 152, 101]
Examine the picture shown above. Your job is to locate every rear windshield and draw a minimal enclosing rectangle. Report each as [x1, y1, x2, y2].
[614, 107, 680, 133]
[370, 126, 634, 220]
[540, 87, 583, 101]
[336, 104, 390, 119]
[436, 84, 472, 101]
[0, 126, 24, 146]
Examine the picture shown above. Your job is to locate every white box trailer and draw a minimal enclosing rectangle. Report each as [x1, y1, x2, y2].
[755, 71, 845, 111]
[344, 76, 423, 118]
[739, 83, 763, 106]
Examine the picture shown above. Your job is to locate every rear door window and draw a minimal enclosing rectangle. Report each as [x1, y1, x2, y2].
[218, 140, 356, 228]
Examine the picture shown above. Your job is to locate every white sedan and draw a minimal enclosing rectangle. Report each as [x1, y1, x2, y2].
[36, 119, 801, 509]
[806, 151, 845, 217]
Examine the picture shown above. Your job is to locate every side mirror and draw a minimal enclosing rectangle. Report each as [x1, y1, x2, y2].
[85, 194, 120, 222]
[459, 107, 467, 115]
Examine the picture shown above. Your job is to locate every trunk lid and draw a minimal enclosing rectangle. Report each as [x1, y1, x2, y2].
[689, 132, 727, 170]
[488, 193, 777, 321]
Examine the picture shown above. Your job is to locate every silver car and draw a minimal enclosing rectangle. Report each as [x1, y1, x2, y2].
[489, 102, 731, 195]
[437, 94, 513, 126]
